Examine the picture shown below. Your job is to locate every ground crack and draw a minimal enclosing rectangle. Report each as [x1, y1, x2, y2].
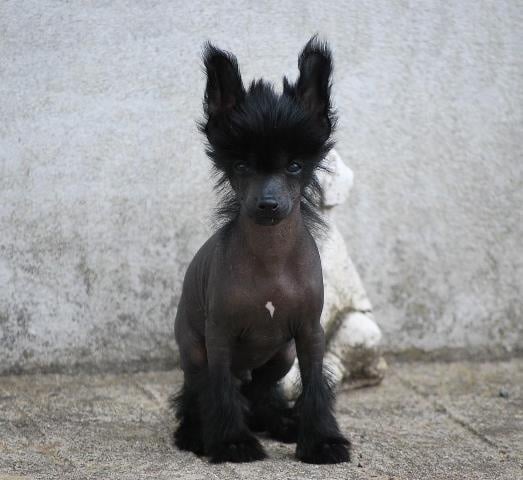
[396, 374, 499, 450]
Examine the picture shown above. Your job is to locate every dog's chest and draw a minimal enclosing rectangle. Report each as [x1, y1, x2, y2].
[223, 269, 308, 323]
[208, 244, 322, 371]
[214, 264, 320, 354]
[225, 277, 302, 368]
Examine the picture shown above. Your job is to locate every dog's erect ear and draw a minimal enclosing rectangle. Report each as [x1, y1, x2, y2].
[202, 43, 245, 117]
[295, 36, 333, 133]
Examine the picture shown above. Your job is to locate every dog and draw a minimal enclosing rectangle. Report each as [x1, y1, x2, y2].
[171, 36, 350, 464]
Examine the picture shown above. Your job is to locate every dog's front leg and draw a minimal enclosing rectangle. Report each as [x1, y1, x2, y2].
[201, 325, 267, 463]
[295, 324, 351, 464]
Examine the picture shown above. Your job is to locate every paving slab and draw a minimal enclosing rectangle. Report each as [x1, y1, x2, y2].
[395, 360, 523, 462]
[0, 360, 522, 479]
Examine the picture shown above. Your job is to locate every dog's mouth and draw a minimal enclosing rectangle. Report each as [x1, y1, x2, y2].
[245, 203, 291, 226]
[254, 215, 282, 226]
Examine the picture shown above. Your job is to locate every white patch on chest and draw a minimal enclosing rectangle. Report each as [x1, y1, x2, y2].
[265, 301, 275, 318]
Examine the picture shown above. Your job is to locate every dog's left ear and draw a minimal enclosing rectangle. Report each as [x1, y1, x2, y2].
[295, 36, 334, 136]
[202, 42, 245, 117]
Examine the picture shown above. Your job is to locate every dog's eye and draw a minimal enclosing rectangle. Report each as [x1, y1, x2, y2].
[286, 162, 302, 174]
[234, 162, 249, 174]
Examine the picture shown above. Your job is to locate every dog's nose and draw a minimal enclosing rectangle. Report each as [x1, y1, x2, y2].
[257, 198, 279, 212]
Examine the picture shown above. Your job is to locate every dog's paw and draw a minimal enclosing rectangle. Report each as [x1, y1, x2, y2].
[209, 434, 267, 463]
[296, 435, 351, 464]
[173, 422, 204, 456]
[247, 404, 299, 443]
[267, 409, 298, 443]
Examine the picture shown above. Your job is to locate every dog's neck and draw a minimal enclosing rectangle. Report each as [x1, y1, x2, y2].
[235, 205, 306, 268]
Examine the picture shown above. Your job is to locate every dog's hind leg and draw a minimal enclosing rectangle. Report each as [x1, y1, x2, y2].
[242, 341, 299, 443]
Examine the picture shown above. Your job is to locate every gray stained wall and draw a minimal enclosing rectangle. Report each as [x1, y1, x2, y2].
[1, 1, 522, 373]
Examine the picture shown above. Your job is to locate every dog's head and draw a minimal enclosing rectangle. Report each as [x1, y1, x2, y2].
[200, 37, 335, 228]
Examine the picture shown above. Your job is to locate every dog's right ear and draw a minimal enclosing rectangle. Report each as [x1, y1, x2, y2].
[294, 36, 334, 139]
[202, 43, 245, 117]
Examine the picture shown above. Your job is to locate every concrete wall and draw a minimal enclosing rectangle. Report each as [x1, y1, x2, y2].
[1, 1, 521, 373]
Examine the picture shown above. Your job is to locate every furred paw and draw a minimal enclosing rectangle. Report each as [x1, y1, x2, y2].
[209, 434, 267, 463]
[173, 422, 204, 456]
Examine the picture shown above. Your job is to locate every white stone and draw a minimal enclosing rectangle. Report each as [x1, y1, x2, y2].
[317, 149, 354, 207]
[280, 359, 300, 400]
[340, 312, 382, 350]
[281, 150, 387, 399]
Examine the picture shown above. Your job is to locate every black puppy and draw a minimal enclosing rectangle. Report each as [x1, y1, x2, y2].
[172, 37, 350, 464]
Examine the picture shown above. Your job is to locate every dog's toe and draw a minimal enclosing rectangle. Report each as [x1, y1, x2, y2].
[209, 434, 267, 463]
[173, 423, 204, 456]
[297, 436, 351, 464]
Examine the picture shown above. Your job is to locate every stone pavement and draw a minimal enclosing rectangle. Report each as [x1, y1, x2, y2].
[0, 359, 521, 480]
